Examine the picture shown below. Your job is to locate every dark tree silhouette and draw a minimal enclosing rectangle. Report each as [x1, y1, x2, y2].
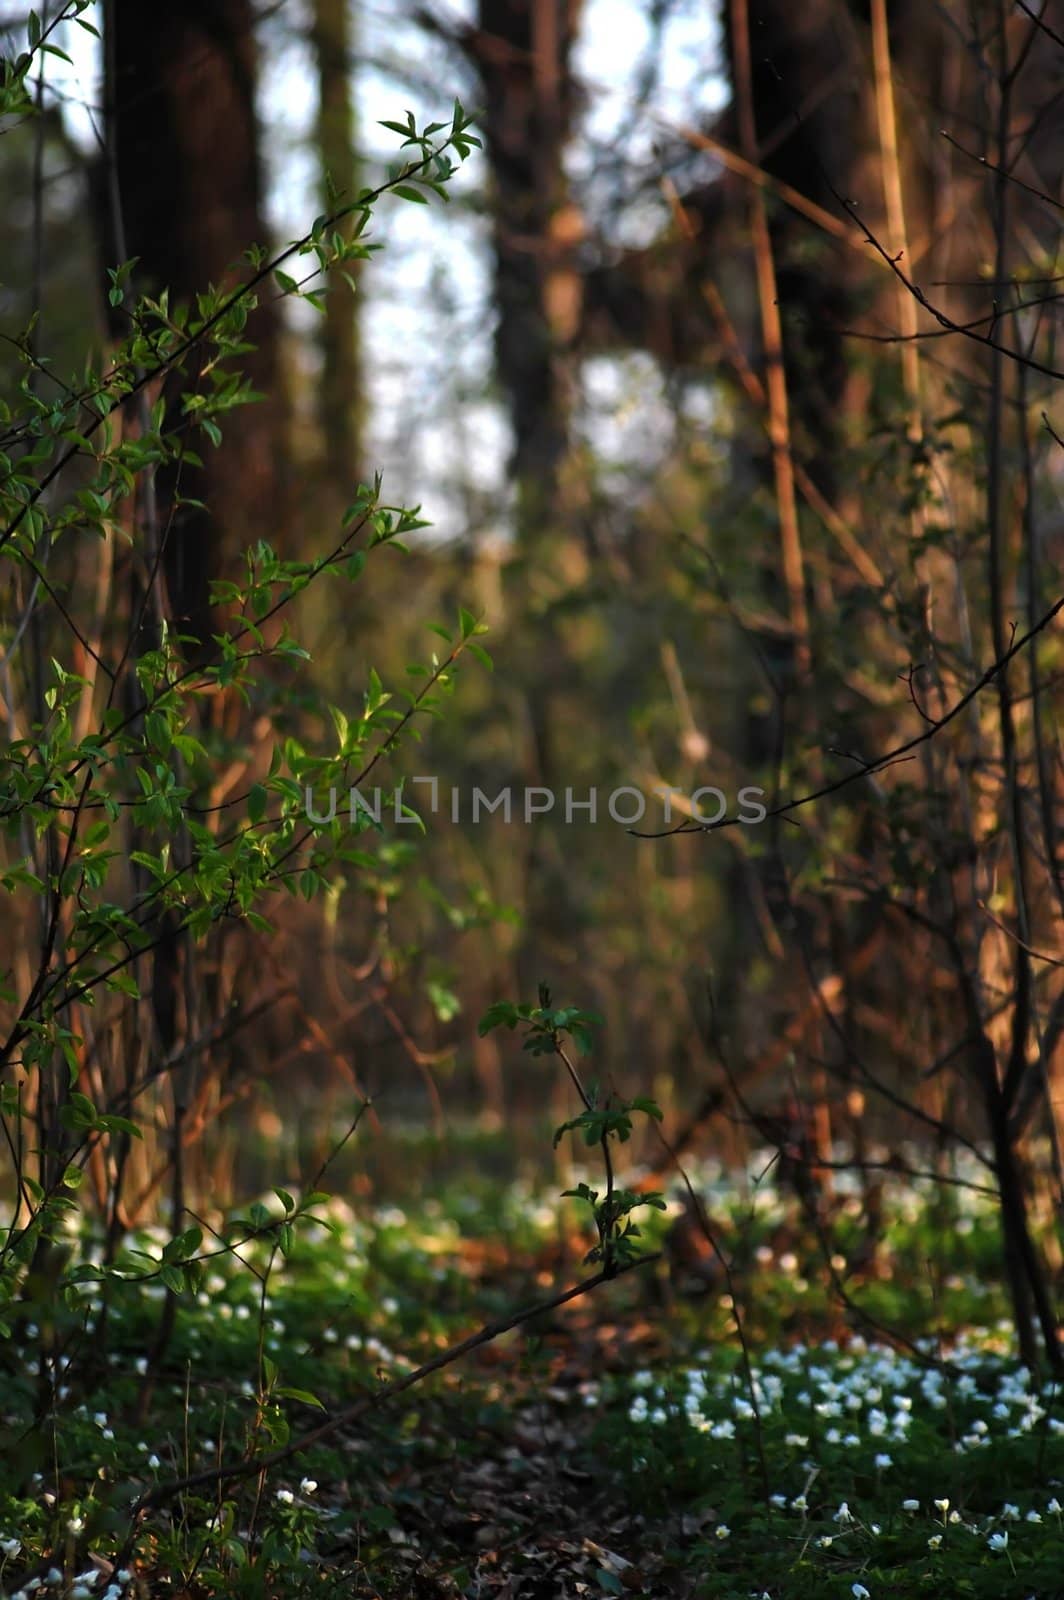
[105, 0, 287, 643]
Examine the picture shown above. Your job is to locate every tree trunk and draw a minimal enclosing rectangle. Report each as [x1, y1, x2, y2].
[473, 0, 583, 525]
[105, 0, 287, 644]
[311, 0, 363, 495]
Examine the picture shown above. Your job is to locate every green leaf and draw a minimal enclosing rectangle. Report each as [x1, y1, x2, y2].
[165, 1227, 203, 1261]
[465, 641, 493, 670]
[60, 1094, 95, 1131]
[104, 971, 141, 999]
[478, 1001, 520, 1035]
[96, 1115, 143, 1140]
[277, 1386, 325, 1409]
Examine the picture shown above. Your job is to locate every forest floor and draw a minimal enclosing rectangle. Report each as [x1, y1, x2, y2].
[1, 1149, 1063, 1599]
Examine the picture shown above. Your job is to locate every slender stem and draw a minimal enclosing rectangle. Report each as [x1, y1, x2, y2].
[729, 0, 810, 680]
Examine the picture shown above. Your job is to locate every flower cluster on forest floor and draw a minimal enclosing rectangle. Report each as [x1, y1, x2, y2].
[1, 1164, 1060, 1597]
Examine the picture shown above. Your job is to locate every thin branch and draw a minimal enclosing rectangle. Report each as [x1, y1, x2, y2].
[126, 1253, 657, 1518]
[631, 590, 1064, 838]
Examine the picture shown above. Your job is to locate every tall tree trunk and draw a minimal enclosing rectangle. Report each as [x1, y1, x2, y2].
[472, 0, 583, 528]
[105, 0, 287, 644]
[311, 0, 363, 496]
[459, 3, 586, 1092]
[721, 0, 877, 512]
[98, 2, 285, 1367]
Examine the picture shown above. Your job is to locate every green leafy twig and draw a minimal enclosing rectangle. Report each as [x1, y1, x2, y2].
[479, 986, 666, 1273]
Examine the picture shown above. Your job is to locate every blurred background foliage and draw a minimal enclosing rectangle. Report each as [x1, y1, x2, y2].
[0, 0, 1061, 1328]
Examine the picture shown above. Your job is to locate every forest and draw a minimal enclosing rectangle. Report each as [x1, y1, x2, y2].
[0, 0, 1063, 1595]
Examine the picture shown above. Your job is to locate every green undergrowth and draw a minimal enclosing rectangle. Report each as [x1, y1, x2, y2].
[0, 1164, 1060, 1598]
